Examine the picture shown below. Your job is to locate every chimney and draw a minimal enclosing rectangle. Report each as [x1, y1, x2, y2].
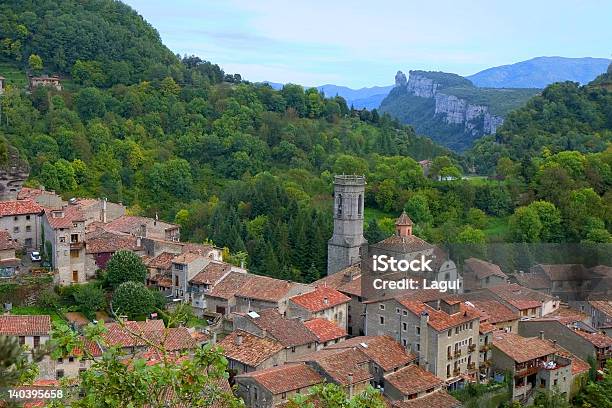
[262, 328, 267, 338]
[323, 297, 329, 306]
[539, 331, 544, 340]
[347, 373, 354, 398]
[140, 223, 147, 238]
[235, 334, 243, 345]
[101, 198, 107, 223]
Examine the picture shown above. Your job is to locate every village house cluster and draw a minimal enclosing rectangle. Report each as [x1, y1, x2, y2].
[0, 176, 610, 407]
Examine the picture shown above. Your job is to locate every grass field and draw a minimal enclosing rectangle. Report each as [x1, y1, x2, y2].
[11, 305, 65, 325]
[483, 216, 510, 241]
[364, 207, 395, 222]
[0, 61, 27, 88]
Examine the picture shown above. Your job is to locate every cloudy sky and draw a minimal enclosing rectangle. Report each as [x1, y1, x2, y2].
[124, 0, 611, 88]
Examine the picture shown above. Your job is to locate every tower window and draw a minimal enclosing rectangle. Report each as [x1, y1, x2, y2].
[357, 194, 362, 215]
[337, 194, 343, 216]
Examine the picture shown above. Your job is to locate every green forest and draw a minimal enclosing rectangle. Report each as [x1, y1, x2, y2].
[0, 0, 611, 284]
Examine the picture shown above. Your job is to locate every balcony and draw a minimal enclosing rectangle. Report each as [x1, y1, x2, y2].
[468, 344, 476, 352]
[447, 353, 453, 361]
[70, 241, 84, 249]
[467, 362, 476, 370]
[454, 350, 462, 358]
[480, 344, 490, 352]
[453, 368, 460, 376]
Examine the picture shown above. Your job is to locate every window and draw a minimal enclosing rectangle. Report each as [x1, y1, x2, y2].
[291, 347, 296, 353]
[19, 336, 25, 346]
[26, 215, 31, 220]
[58, 357, 64, 364]
[59, 236, 66, 243]
[402, 322, 407, 331]
[357, 194, 362, 215]
[69, 356, 75, 362]
[402, 339, 408, 347]
[13, 226, 19, 233]
[416, 343, 420, 351]
[396, 308, 400, 314]
[337, 194, 343, 216]
[448, 330, 452, 337]
[33, 336, 40, 348]
[447, 364, 451, 377]
[416, 326, 420, 335]
[379, 316, 385, 325]
[72, 270, 79, 283]
[281, 392, 287, 399]
[379, 304, 385, 310]
[71, 234, 79, 243]
[469, 321, 473, 329]
[403, 310, 408, 316]
[56, 370, 64, 379]
[71, 249, 79, 258]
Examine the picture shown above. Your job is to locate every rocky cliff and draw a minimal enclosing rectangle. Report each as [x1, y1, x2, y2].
[0, 142, 29, 201]
[379, 71, 538, 150]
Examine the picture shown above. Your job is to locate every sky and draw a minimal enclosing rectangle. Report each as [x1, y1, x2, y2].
[123, 0, 612, 88]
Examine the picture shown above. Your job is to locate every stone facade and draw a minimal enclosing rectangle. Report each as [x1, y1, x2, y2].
[0, 144, 29, 201]
[327, 175, 367, 275]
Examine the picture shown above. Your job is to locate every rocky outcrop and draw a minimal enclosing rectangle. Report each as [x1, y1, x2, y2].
[0, 143, 29, 201]
[401, 71, 503, 135]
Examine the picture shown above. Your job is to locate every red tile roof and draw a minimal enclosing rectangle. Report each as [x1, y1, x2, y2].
[488, 283, 554, 310]
[105, 215, 179, 235]
[313, 265, 362, 296]
[479, 321, 497, 334]
[290, 286, 350, 313]
[535, 307, 589, 325]
[371, 234, 433, 253]
[239, 308, 317, 347]
[145, 252, 177, 270]
[461, 292, 519, 324]
[399, 299, 480, 332]
[207, 272, 252, 300]
[236, 363, 323, 394]
[101, 320, 196, 351]
[573, 329, 612, 348]
[392, 391, 461, 408]
[464, 258, 508, 280]
[301, 348, 372, 385]
[545, 340, 590, 376]
[384, 364, 443, 395]
[235, 274, 297, 302]
[326, 335, 416, 371]
[0, 230, 17, 251]
[0, 200, 43, 217]
[304, 318, 347, 343]
[44, 206, 85, 229]
[218, 330, 283, 367]
[190, 261, 232, 285]
[85, 230, 141, 254]
[172, 252, 203, 265]
[0, 315, 51, 336]
[395, 211, 413, 226]
[492, 332, 557, 363]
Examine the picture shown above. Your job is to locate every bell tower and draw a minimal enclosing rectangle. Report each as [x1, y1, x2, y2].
[327, 175, 367, 275]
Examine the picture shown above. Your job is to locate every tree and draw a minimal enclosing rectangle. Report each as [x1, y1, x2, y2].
[574, 359, 612, 408]
[287, 384, 386, 408]
[456, 226, 486, 244]
[365, 218, 387, 243]
[0, 335, 40, 388]
[509, 206, 542, 243]
[112, 281, 157, 319]
[405, 194, 433, 224]
[73, 283, 106, 320]
[105, 250, 147, 289]
[466, 208, 488, 229]
[28, 53, 43, 74]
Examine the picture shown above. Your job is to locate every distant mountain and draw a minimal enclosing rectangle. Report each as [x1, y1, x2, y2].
[262, 82, 392, 109]
[379, 71, 539, 151]
[467, 57, 611, 88]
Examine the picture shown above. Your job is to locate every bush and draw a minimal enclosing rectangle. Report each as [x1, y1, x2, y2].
[105, 250, 147, 289]
[73, 283, 106, 320]
[112, 282, 158, 320]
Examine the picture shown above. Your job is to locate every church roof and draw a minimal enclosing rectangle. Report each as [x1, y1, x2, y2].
[395, 211, 413, 226]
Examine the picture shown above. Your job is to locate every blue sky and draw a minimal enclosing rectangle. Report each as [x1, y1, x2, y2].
[124, 0, 611, 88]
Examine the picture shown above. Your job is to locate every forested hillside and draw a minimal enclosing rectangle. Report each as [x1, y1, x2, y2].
[1, 0, 610, 285]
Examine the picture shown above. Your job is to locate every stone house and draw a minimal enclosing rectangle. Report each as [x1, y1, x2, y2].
[0, 314, 51, 351]
[324, 335, 416, 388]
[462, 258, 508, 291]
[364, 296, 480, 389]
[0, 200, 44, 250]
[188, 261, 246, 314]
[584, 300, 612, 334]
[0, 229, 19, 277]
[486, 283, 560, 319]
[383, 364, 459, 407]
[105, 215, 180, 242]
[234, 363, 324, 407]
[17, 187, 65, 209]
[204, 271, 253, 316]
[461, 291, 520, 333]
[303, 318, 348, 349]
[170, 252, 210, 299]
[313, 264, 365, 335]
[218, 330, 285, 375]
[287, 286, 350, 330]
[491, 331, 573, 404]
[233, 275, 313, 315]
[232, 309, 318, 359]
[29, 75, 62, 91]
[46, 338, 103, 380]
[84, 230, 144, 276]
[144, 251, 177, 294]
[42, 205, 87, 285]
[73, 198, 126, 226]
[519, 319, 612, 370]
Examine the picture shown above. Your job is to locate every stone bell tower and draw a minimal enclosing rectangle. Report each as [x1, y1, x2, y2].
[327, 175, 367, 275]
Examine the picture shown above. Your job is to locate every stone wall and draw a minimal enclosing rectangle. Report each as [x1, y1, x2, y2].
[0, 144, 29, 201]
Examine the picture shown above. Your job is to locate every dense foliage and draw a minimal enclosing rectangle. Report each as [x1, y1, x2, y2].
[104, 250, 148, 289]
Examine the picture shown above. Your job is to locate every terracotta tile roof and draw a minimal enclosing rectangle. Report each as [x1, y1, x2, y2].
[384, 364, 444, 395]
[0, 315, 51, 336]
[150, 274, 173, 288]
[235, 274, 297, 302]
[172, 252, 203, 265]
[589, 300, 612, 318]
[313, 265, 361, 296]
[190, 261, 232, 285]
[207, 272, 252, 300]
[180, 242, 216, 256]
[545, 340, 590, 376]
[461, 292, 519, 324]
[73, 337, 104, 358]
[573, 329, 612, 348]
[17, 187, 47, 201]
[488, 283, 554, 310]
[395, 211, 413, 226]
[44, 206, 85, 229]
[492, 332, 557, 363]
[0, 230, 17, 251]
[326, 335, 416, 371]
[102, 320, 196, 351]
[464, 258, 508, 280]
[0, 200, 43, 217]
[536, 306, 589, 325]
[105, 215, 179, 235]
[218, 330, 283, 367]
[145, 252, 177, 270]
[85, 231, 141, 254]
[371, 234, 433, 253]
[479, 321, 497, 334]
[305, 348, 372, 385]
[236, 363, 323, 394]
[304, 318, 347, 343]
[392, 391, 461, 408]
[290, 286, 350, 312]
[513, 272, 551, 290]
[399, 299, 480, 332]
[240, 308, 317, 347]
